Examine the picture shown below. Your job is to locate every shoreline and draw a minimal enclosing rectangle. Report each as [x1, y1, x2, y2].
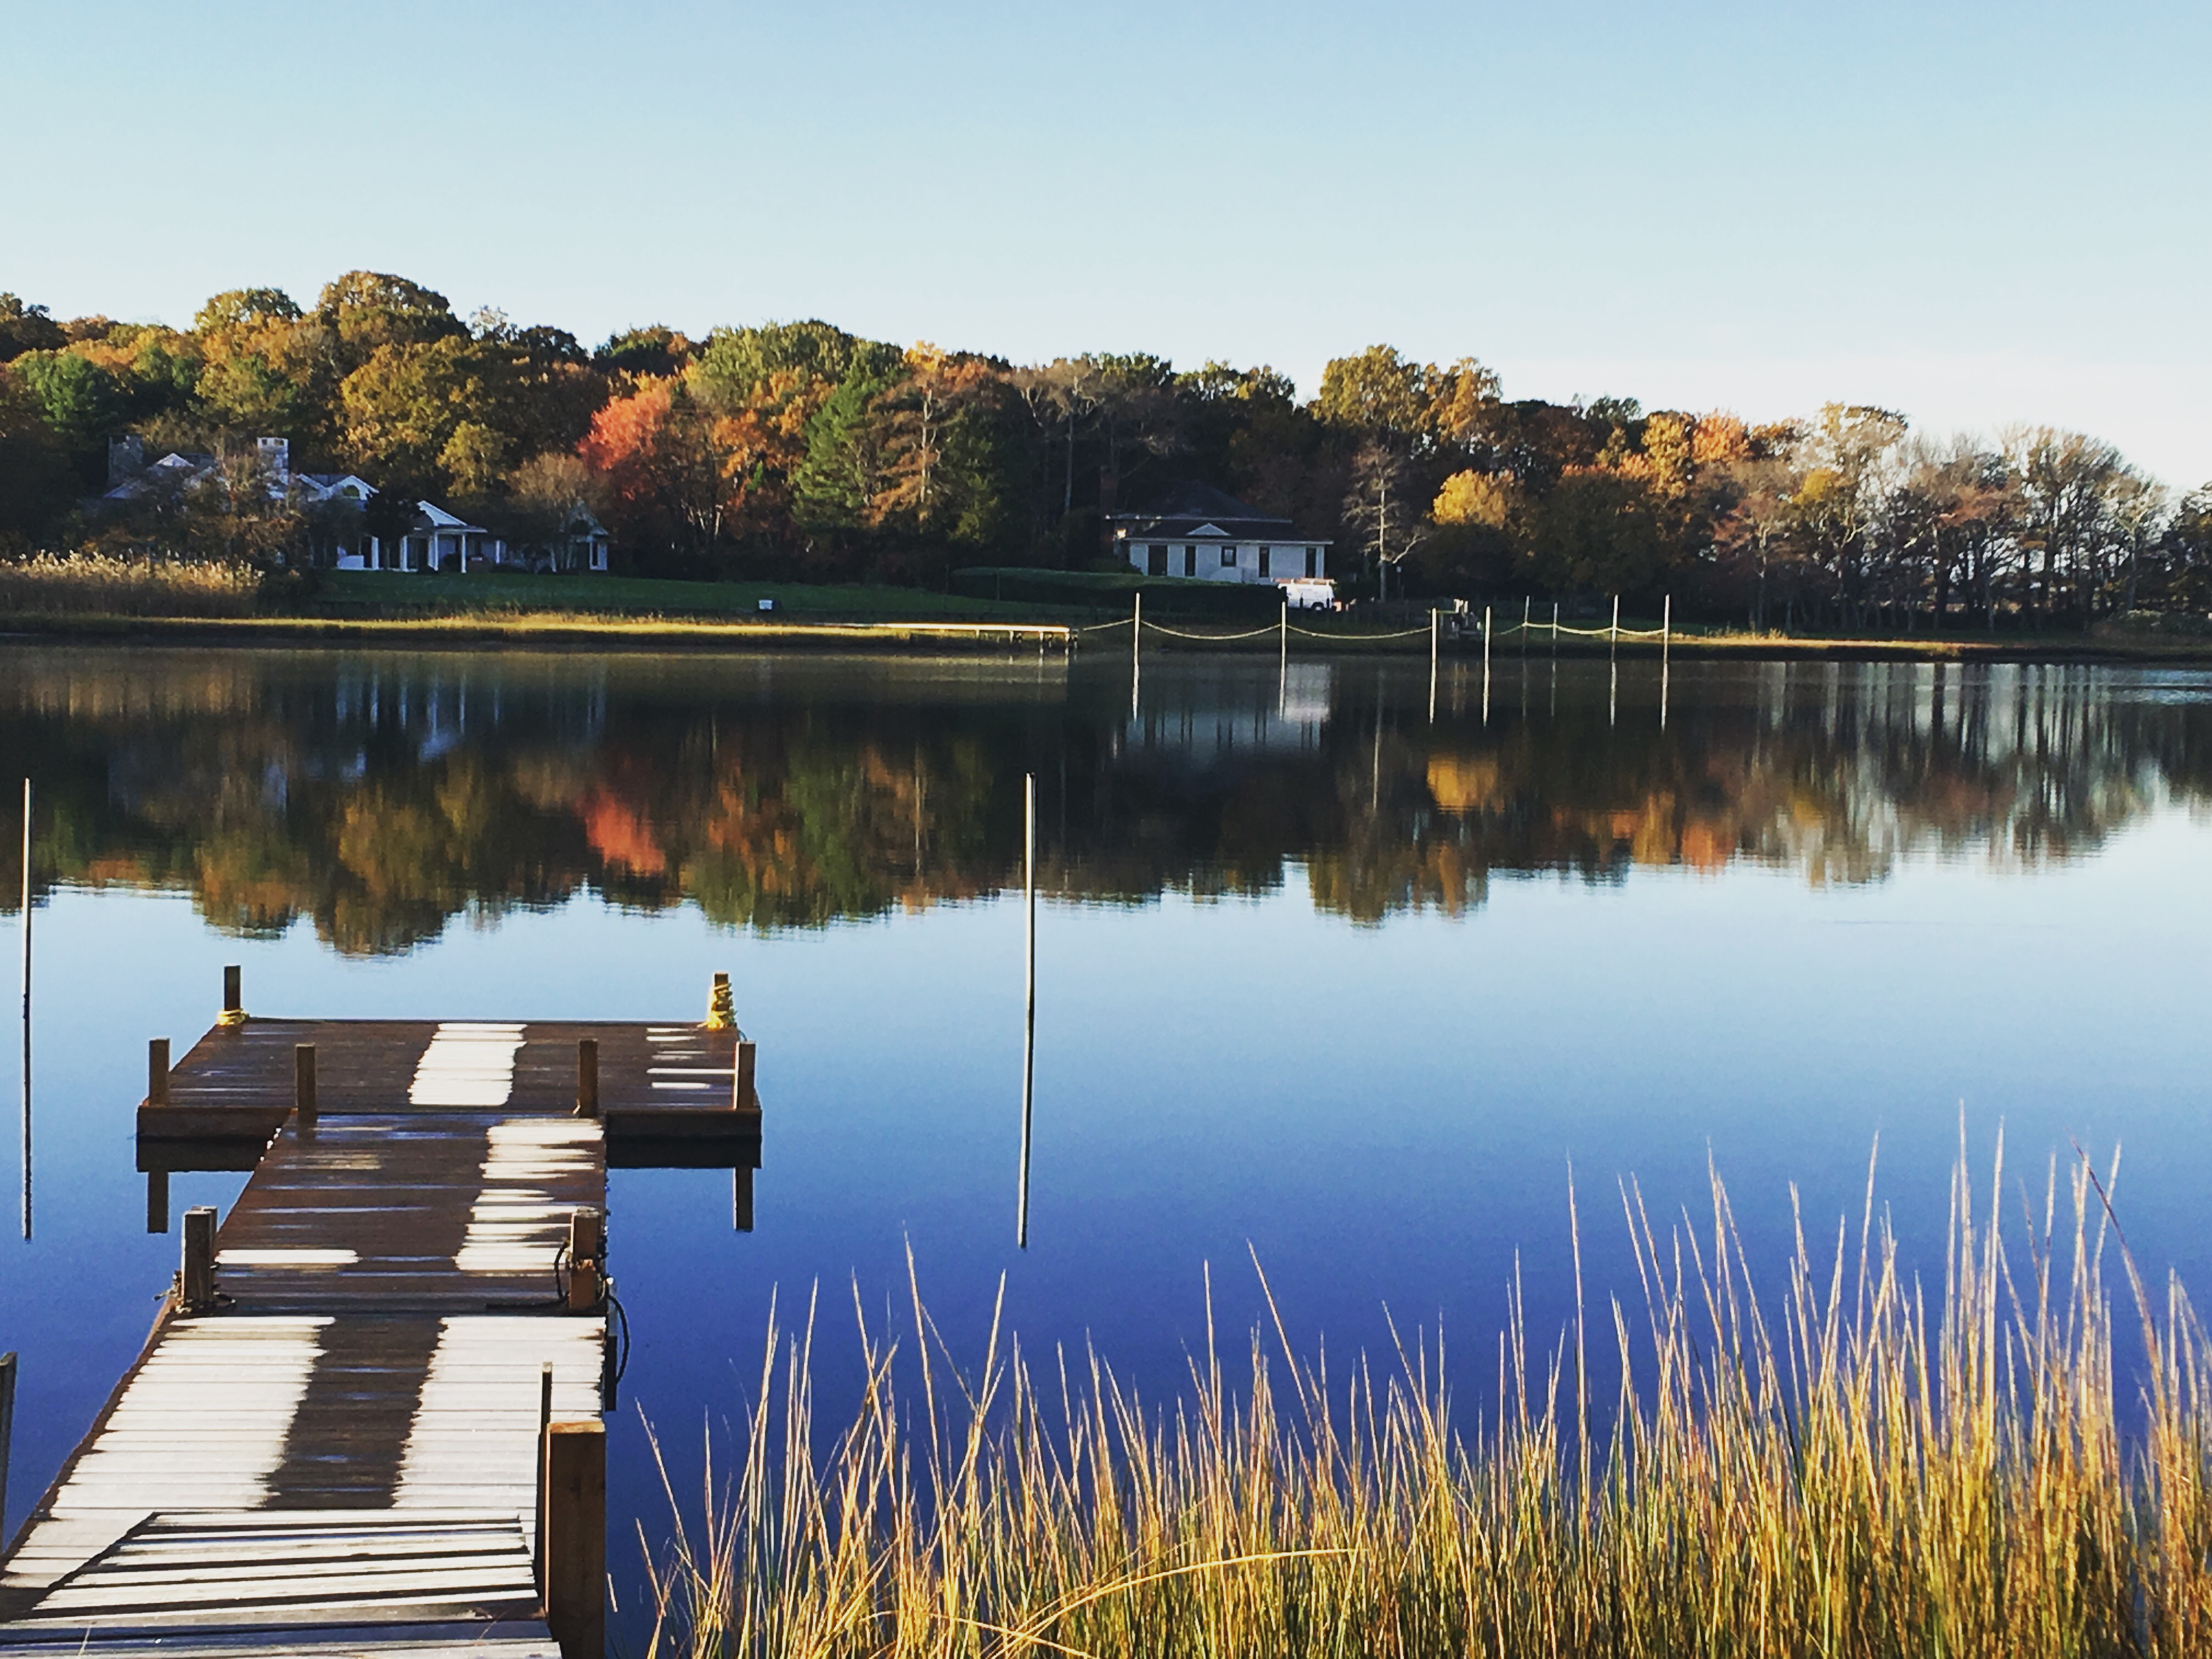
[3, 608, 2211, 664]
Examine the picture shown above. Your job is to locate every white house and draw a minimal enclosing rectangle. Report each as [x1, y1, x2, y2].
[1108, 481, 1328, 585]
[104, 434, 610, 573]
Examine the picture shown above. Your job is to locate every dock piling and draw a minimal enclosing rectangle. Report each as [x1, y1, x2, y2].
[543, 1419, 606, 1659]
[707, 971, 733, 1030]
[220, 964, 243, 1025]
[575, 1038, 599, 1120]
[733, 1166, 753, 1232]
[181, 1205, 217, 1312]
[0, 1349, 14, 1547]
[294, 1043, 317, 1131]
[145, 1170, 168, 1234]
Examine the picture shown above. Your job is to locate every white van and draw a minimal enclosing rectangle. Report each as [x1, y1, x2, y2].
[1280, 578, 1337, 612]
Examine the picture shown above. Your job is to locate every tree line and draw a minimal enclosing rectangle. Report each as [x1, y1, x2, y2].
[3, 274, 2208, 626]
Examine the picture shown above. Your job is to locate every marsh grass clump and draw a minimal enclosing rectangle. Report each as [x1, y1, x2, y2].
[641, 1144, 2212, 1658]
[0, 552, 262, 617]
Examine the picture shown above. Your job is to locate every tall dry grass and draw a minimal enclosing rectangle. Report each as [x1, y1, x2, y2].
[640, 1142, 2212, 1658]
[0, 552, 262, 617]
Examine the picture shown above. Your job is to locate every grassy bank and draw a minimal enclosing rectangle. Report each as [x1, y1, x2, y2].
[641, 1149, 2212, 1658]
[7, 558, 2212, 661]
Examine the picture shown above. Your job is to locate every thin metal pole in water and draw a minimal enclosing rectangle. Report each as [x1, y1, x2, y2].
[1017, 773, 1037, 1249]
[1610, 595, 1620, 651]
[1129, 594, 1142, 722]
[18, 779, 29, 1243]
[1483, 606, 1492, 672]
[1551, 600, 1560, 652]
[1522, 595, 1531, 652]
[1427, 610, 1438, 724]
[1663, 594, 1672, 661]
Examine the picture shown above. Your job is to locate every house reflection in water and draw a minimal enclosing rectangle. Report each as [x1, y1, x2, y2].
[1122, 661, 1332, 776]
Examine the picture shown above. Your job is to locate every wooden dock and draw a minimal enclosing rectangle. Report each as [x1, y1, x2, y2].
[0, 974, 761, 1658]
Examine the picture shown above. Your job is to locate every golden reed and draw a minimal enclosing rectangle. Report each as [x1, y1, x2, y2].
[640, 1139, 2212, 1658]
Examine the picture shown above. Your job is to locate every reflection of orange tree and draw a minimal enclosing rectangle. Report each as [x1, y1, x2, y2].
[678, 733, 1002, 932]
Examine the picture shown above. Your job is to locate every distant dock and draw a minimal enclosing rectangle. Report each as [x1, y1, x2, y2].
[0, 971, 761, 1658]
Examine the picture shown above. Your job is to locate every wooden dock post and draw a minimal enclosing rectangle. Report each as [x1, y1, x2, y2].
[294, 1043, 317, 1131]
[144, 1042, 173, 1227]
[533, 1362, 553, 1594]
[733, 1166, 753, 1232]
[706, 971, 733, 1030]
[566, 1208, 603, 1312]
[733, 1040, 756, 1111]
[575, 1038, 599, 1119]
[543, 1419, 605, 1659]
[181, 1205, 216, 1312]
[220, 964, 243, 1025]
[0, 1349, 15, 1548]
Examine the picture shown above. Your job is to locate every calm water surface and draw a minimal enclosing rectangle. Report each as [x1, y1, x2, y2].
[2, 644, 2209, 1625]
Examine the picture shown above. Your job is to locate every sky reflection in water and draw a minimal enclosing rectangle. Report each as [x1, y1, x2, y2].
[2, 645, 2209, 1623]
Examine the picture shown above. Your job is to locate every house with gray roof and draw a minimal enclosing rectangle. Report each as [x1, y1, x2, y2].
[1108, 481, 1329, 585]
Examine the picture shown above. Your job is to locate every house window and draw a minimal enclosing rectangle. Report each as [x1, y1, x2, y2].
[1183, 545, 1197, 576]
[1305, 547, 1319, 577]
[1258, 546, 1272, 577]
[1219, 545, 1237, 567]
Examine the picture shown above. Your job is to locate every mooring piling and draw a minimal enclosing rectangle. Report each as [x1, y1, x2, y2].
[1017, 771, 1037, 1249]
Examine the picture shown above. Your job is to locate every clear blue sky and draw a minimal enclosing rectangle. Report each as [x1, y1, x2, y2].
[8, 1, 2208, 484]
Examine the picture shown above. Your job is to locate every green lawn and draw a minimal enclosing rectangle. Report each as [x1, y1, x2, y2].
[311, 570, 1082, 621]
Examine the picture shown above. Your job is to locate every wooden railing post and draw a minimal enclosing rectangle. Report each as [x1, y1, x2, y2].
[533, 1362, 553, 1594]
[181, 1205, 217, 1312]
[221, 964, 243, 1025]
[732, 1040, 756, 1111]
[148, 1038, 170, 1107]
[543, 1419, 606, 1659]
[574, 1039, 599, 1120]
[294, 1043, 317, 1131]
[566, 1208, 602, 1312]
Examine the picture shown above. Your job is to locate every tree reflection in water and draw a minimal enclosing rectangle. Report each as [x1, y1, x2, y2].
[2, 648, 2206, 956]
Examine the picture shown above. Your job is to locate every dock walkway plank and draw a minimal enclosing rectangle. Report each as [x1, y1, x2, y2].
[0, 1012, 741, 1656]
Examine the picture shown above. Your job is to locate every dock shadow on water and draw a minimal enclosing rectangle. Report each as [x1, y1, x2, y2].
[3, 644, 2212, 1654]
